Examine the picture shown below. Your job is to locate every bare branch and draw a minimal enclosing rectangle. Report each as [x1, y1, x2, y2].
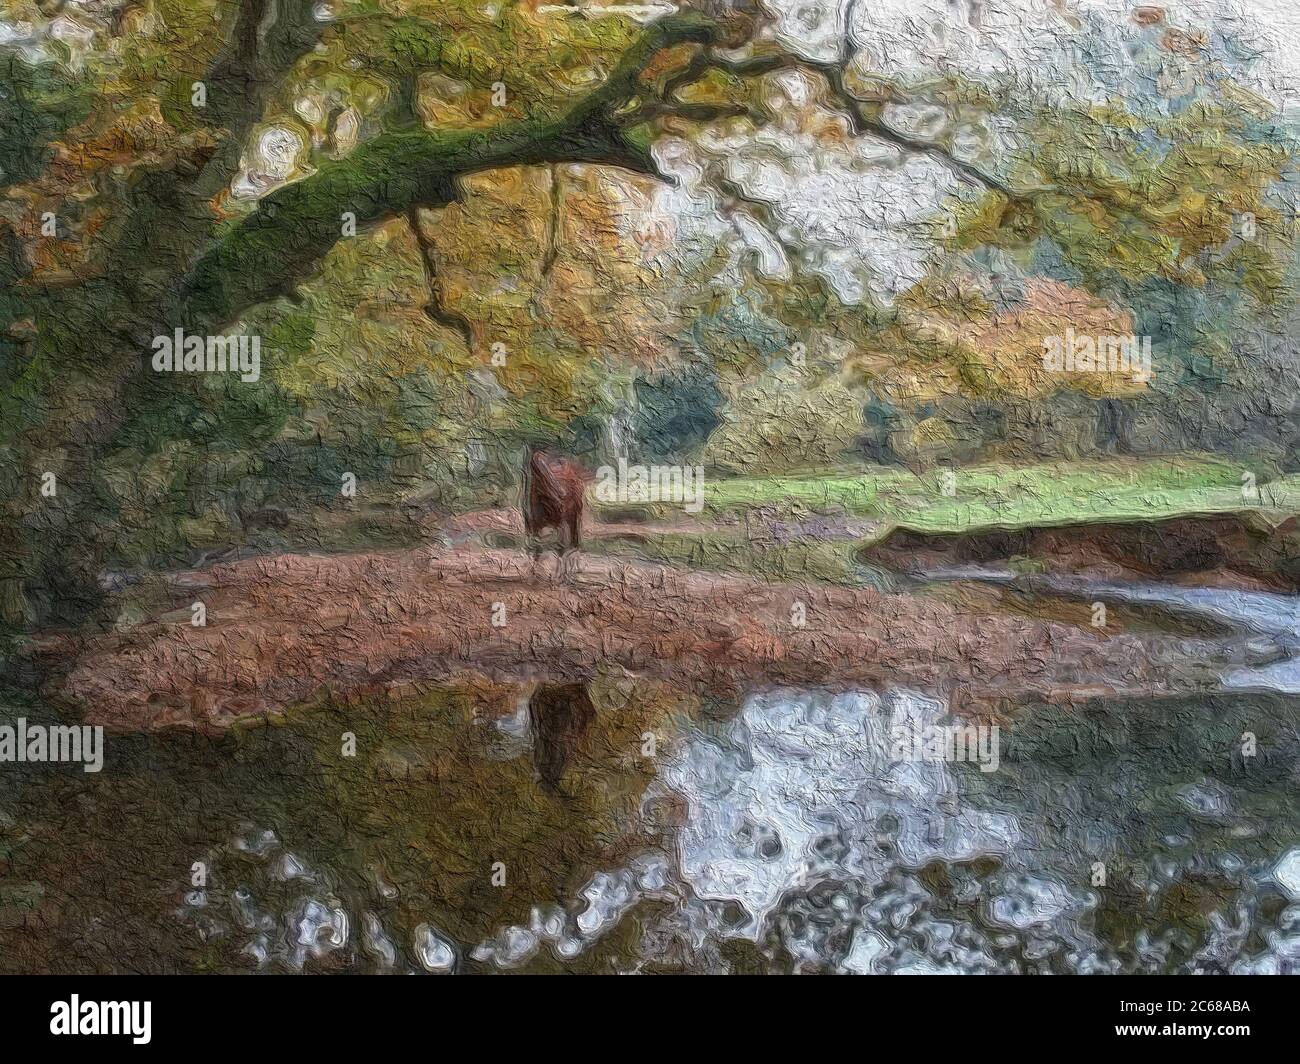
[623, 99, 757, 126]
[712, 175, 807, 270]
[406, 205, 475, 350]
[541, 164, 563, 278]
[840, 0, 864, 67]
[647, 7, 1047, 203]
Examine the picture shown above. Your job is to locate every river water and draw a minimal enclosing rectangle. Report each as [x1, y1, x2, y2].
[1029, 576, 1300, 696]
[2, 579, 1300, 974]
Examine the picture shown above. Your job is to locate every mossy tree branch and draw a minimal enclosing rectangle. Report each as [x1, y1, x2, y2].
[182, 12, 721, 330]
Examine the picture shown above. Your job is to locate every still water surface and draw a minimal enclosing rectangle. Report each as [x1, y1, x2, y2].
[2, 581, 1300, 974]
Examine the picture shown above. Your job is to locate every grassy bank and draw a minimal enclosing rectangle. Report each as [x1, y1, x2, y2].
[597, 456, 1300, 534]
[580, 456, 1300, 586]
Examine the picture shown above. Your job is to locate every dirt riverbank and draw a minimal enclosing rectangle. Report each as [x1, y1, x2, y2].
[54, 542, 1239, 731]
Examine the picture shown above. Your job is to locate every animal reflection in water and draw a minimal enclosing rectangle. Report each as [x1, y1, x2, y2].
[523, 444, 586, 576]
[528, 683, 596, 795]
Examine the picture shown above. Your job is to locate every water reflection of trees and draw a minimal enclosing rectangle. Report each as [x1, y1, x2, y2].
[313, 678, 697, 970]
[0, 678, 701, 972]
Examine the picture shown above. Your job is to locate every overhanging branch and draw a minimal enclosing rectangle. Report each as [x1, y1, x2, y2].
[183, 8, 1054, 333]
[183, 12, 721, 329]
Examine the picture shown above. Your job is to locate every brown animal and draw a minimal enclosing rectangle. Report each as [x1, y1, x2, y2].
[528, 682, 596, 795]
[522, 444, 586, 560]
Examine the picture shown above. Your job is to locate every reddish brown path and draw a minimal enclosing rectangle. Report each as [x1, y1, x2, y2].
[57, 544, 1217, 731]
